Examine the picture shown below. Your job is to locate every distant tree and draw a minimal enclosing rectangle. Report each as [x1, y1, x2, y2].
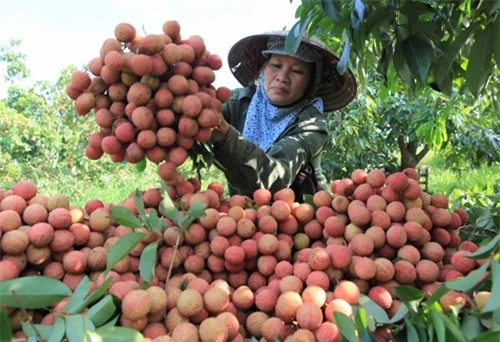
[0, 39, 123, 194]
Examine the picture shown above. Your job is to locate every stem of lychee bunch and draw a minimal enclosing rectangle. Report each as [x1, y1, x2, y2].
[164, 229, 182, 289]
[11, 289, 45, 341]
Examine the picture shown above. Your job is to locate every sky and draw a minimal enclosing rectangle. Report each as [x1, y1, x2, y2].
[0, 0, 300, 98]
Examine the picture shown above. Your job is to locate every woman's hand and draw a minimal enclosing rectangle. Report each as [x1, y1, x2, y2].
[210, 113, 230, 146]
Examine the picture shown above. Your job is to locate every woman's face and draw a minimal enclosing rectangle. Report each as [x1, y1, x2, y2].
[263, 54, 313, 107]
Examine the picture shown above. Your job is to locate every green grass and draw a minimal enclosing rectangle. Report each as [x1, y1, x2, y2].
[67, 160, 227, 207]
[418, 151, 499, 207]
[3, 150, 497, 209]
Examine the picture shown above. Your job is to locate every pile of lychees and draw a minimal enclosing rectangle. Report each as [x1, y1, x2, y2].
[66, 20, 231, 183]
[0, 166, 488, 341]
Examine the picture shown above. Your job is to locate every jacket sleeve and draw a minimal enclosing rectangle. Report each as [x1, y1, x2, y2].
[212, 106, 329, 196]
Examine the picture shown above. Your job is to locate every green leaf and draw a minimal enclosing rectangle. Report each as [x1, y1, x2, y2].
[63, 276, 91, 314]
[482, 259, 500, 313]
[109, 206, 142, 229]
[337, 37, 350, 75]
[435, 25, 475, 85]
[389, 303, 409, 324]
[405, 318, 420, 341]
[91, 326, 145, 341]
[470, 331, 500, 342]
[493, 307, 500, 331]
[139, 241, 158, 283]
[394, 285, 424, 312]
[333, 312, 356, 342]
[22, 322, 54, 340]
[286, 14, 312, 55]
[468, 234, 500, 259]
[426, 284, 450, 307]
[350, 0, 365, 30]
[135, 157, 147, 172]
[159, 185, 181, 221]
[359, 294, 390, 323]
[402, 35, 432, 82]
[0, 276, 71, 309]
[187, 202, 207, 218]
[461, 313, 483, 341]
[439, 311, 468, 342]
[48, 316, 65, 342]
[86, 295, 116, 327]
[430, 309, 446, 342]
[72, 277, 113, 314]
[0, 309, 12, 342]
[133, 189, 146, 220]
[65, 314, 85, 342]
[97, 311, 121, 329]
[321, 0, 339, 21]
[146, 209, 166, 232]
[106, 232, 146, 272]
[494, 16, 500, 66]
[354, 307, 372, 342]
[445, 259, 490, 292]
[394, 40, 413, 86]
[466, 24, 494, 97]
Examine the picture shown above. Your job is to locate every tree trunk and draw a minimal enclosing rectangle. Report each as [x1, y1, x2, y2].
[398, 136, 429, 169]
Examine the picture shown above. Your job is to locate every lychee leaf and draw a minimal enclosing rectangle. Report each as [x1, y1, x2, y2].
[64, 276, 91, 313]
[48, 316, 65, 342]
[159, 185, 180, 222]
[445, 259, 491, 292]
[337, 37, 350, 75]
[86, 295, 116, 327]
[187, 202, 207, 218]
[22, 323, 53, 340]
[393, 285, 424, 313]
[435, 24, 476, 85]
[439, 311, 469, 342]
[0, 276, 71, 309]
[469, 331, 500, 342]
[139, 241, 158, 283]
[65, 314, 85, 342]
[75, 277, 113, 314]
[465, 24, 494, 97]
[321, 0, 340, 21]
[353, 307, 373, 342]
[388, 302, 409, 324]
[468, 234, 500, 259]
[460, 313, 483, 341]
[425, 284, 450, 307]
[146, 209, 166, 232]
[481, 259, 500, 313]
[286, 15, 311, 55]
[109, 206, 142, 229]
[0, 309, 12, 342]
[405, 318, 420, 342]
[358, 294, 390, 324]
[106, 232, 146, 272]
[333, 312, 356, 342]
[402, 35, 432, 83]
[91, 327, 143, 340]
[134, 189, 146, 221]
[135, 157, 147, 172]
[429, 309, 446, 342]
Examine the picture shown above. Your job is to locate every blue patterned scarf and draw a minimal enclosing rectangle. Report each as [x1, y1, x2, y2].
[242, 71, 323, 152]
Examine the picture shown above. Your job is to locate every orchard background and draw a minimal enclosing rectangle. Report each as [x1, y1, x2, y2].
[0, 0, 499, 341]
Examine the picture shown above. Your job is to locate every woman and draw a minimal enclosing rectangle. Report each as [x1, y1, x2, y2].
[210, 31, 357, 202]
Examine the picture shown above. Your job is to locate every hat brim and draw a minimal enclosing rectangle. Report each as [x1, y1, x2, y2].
[227, 32, 357, 112]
